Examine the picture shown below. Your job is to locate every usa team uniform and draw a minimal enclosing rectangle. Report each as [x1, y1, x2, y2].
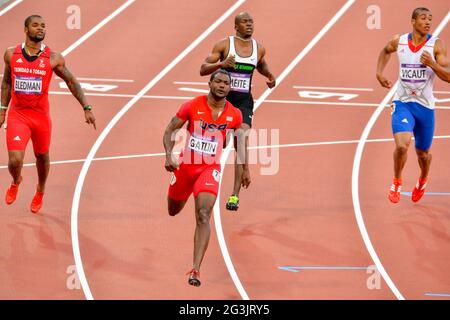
[7, 43, 53, 154]
[392, 33, 438, 151]
[168, 96, 243, 201]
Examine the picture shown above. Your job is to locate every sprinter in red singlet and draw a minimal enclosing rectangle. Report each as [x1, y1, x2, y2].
[0, 15, 96, 214]
[163, 70, 250, 287]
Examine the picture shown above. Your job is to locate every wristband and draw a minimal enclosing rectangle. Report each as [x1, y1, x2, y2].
[83, 105, 92, 111]
[0, 106, 8, 111]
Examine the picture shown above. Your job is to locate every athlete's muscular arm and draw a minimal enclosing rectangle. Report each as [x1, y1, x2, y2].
[421, 39, 450, 83]
[200, 39, 235, 76]
[256, 44, 276, 89]
[52, 52, 96, 129]
[376, 34, 400, 89]
[0, 48, 14, 128]
[163, 116, 186, 172]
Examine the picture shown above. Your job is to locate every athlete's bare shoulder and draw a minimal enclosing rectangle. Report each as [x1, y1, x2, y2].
[435, 38, 447, 50]
[256, 41, 266, 61]
[3, 47, 15, 62]
[50, 51, 65, 68]
[384, 34, 400, 53]
[50, 51, 63, 60]
[215, 37, 230, 52]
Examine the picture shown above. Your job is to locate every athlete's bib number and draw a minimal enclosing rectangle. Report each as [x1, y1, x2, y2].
[230, 72, 251, 93]
[14, 76, 42, 94]
[188, 135, 218, 156]
[400, 63, 428, 84]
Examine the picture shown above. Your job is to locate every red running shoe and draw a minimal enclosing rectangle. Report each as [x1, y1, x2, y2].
[5, 177, 22, 205]
[186, 268, 201, 287]
[30, 191, 44, 214]
[388, 178, 402, 204]
[412, 177, 427, 203]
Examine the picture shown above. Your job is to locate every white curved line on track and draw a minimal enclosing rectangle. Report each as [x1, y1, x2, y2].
[0, 0, 22, 17]
[351, 10, 450, 301]
[214, 0, 356, 300]
[70, 0, 246, 301]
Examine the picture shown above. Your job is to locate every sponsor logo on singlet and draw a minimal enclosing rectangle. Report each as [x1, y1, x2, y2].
[188, 133, 218, 156]
[400, 63, 427, 83]
[14, 75, 42, 94]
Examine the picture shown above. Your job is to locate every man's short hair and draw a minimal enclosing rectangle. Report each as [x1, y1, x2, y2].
[24, 15, 43, 27]
[210, 69, 231, 82]
[412, 7, 431, 19]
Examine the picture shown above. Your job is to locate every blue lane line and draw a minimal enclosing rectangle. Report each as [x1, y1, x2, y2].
[278, 266, 370, 273]
[401, 192, 450, 196]
[424, 293, 450, 297]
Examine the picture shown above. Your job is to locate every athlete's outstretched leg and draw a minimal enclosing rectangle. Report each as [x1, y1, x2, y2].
[411, 148, 432, 202]
[227, 123, 250, 211]
[5, 150, 25, 205]
[35, 151, 50, 193]
[393, 132, 412, 179]
[416, 148, 432, 180]
[8, 150, 25, 185]
[189, 192, 216, 286]
[29, 151, 49, 213]
[388, 132, 412, 203]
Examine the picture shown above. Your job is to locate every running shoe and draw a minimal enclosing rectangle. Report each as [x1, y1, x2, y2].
[226, 194, 239, 211]
[187, 268, 201, 287]
[411, 177, 427, 203]
[388, 178, 402, 204]
[5, 177, 22, 205]
[30, 191, 44, 214]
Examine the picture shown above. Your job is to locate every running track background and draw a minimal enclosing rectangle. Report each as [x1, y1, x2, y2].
[0, 0, 449, 300]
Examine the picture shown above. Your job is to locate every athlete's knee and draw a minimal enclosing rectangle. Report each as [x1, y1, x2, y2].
[167, 199, 183, 216]
[395, 143, 409, 154]
[196, 207, 212, 225]
[168, 208, 180, 216]
[8, 155, 23, 168]
[35, 152, 50, 162]
[416, 149, 431, 161]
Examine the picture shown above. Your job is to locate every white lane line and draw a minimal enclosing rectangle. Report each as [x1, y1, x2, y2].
[62, 0, 135, 57]
[266, 99, 387, 107]
[2, 135, 450, 170]
[57, 0, 136, 301]
[56, 77, 134, 83]
[173, 81, 208, 86]
[47, 91, 450, 109]
[214, 0, 356, 301]
[178, 87, 210, 93]
[263, 99, 450, 109]
[293, 85, 373, 91]
[0, 0, 22, 17]
[70, 0, 247, 301]
[351, 9, 450, 301]
[49, 91, 193, 100]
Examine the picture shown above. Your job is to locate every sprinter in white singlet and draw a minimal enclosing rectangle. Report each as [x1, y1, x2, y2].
[376, 7, 450, 204]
